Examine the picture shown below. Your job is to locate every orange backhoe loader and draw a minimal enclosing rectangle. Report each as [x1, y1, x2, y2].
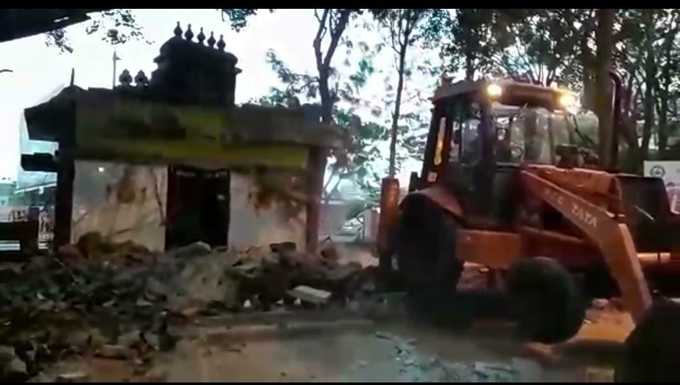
[376, 72, 680, 381]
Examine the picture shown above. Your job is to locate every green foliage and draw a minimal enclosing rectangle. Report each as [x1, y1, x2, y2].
[46, 9, 148, 53]
[220, 9, 259, 32]
[252, 44, 387, 199]
[372, 9, 443, 176]
[439, 9, 510, 80]
[265, 50, 319, 100]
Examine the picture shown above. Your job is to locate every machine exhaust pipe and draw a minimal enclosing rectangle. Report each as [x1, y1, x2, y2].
[377, 177, 400, 274]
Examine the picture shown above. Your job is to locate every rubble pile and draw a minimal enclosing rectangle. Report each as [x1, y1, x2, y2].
[0, 235, 377, 381]
[362, 331, 541, 382]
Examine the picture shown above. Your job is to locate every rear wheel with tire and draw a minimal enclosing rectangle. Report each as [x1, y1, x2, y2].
[506, 257, 585, 344]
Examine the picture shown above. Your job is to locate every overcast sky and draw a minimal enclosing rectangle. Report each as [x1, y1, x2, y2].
[0, 9, 444, 188]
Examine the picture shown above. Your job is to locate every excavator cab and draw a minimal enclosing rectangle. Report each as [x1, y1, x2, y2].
[414, 78, 586, 228]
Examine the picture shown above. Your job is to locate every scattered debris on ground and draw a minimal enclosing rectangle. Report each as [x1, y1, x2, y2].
[0, 235, 379, 381]
[55, 371, 89, 383]
[347, 329, 545, 382]
[584, 366, 615, 382]
[0, 234, 629, 382]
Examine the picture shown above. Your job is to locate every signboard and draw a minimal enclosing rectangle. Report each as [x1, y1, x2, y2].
[643, 161, 680, 213]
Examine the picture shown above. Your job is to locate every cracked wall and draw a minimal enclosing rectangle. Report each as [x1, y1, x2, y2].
[228, 172, 306, 251]
[70, 160, 167, 252]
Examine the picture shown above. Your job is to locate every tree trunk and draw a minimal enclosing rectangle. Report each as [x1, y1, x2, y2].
[309, 66, 331, 253]
[658, 96, 668, 157]
[307, 9, 351, 253]
[656, 24, 677, 158]
[580, 35, 596, 111]
[389, 43, 408, 177]
[595, 8, 615, 168]
[318, 69, 333, 124]
[641, 11, 656, 162]
[465, 52, 474, 80]
[464, 29, 475, 80]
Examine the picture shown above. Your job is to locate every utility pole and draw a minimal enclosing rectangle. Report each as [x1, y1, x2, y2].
[112, 50, 120, 89]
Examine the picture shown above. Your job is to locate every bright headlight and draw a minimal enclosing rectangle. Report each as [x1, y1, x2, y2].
[486, 83, 503, 98]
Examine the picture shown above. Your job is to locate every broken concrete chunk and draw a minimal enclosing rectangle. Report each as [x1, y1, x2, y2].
[136, 298, 153, 307]
[585, 367, 614, 382]
[0, 345, 15, 363]
[3, 357, 28, 381]
[180, 306, 201, 318]
[319, 238, 339, 261]
[166, 242, 211, 259]
[360, 278, 376, 293]
[231, 260, 261, 273]
[512, 357, 543, 382]
[374, 331, 395, 340]
[56, 371, 90, 382]
[28, 372, 53, 382]
[222, 277, 241, 309]
[96, 344, 130, 359]
[57, 244, 84, 263]
[223, 345, 242, 353]
[65, 329, 101, 350]
[142, 332, 160, 351]
[323, 262, 362, 282]
[146, 277, 171, 297]
[118, 330, 143, 348]
[473, 362, 516, 381]
[286, 285, 331, 305]
[143, 367, 167, 382]
[270, 242, 296, 254]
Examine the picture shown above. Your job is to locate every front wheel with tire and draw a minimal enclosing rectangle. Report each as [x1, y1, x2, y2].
[506, 257, 585, 344]
[392, 196, 466, 326]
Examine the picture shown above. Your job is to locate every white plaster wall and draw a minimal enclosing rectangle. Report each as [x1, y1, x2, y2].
[71, 160, 167, 252]
[228, 172, 306, 251]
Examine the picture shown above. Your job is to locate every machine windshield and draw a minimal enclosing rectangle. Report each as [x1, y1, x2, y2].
[450, 102, 598, 167]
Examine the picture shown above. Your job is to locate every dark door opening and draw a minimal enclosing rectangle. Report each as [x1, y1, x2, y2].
[165, 165, 230, 249]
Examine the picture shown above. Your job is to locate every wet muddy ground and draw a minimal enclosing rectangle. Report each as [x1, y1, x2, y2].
[38, 292, 629, 382]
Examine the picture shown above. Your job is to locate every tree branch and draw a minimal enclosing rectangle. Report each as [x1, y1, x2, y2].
[313, 9, 330, 71]
[322, 10, 351, 68]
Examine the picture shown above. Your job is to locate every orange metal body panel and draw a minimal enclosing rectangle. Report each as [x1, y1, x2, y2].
[409, 184, 464, 218]
[518, 226, 600, 269]
[520, 169, 652, 322]
[527, 165, 620, 210]
[442, 165, 653, 322]
[457, 230, 522, 269]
